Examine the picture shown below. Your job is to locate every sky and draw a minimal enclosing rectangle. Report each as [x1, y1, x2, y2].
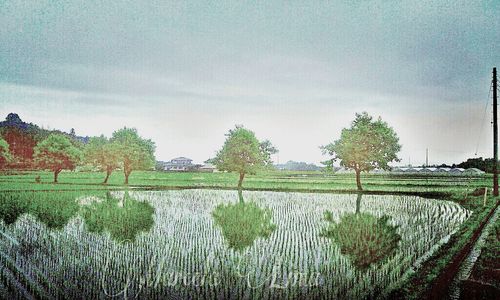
[0, 1, 499, 165]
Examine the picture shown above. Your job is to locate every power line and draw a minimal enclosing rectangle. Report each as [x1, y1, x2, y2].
[474, 81, 494, 155]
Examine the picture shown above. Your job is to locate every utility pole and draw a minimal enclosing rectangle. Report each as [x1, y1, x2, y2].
[493, 67, 498, 196]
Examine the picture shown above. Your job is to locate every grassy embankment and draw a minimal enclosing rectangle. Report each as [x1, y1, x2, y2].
[470, 220, 500, 287]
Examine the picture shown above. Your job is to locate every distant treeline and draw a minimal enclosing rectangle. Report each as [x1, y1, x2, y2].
[425, 157, 497, 173]
[456, 157, 497, 173]
[275, 160, 322, 171]
[0, 113, 156, 184]
[1, 113, 495, 174]
[0, 113, 88, 169]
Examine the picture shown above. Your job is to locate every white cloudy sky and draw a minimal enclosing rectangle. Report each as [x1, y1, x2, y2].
[0, 1, 499, 165]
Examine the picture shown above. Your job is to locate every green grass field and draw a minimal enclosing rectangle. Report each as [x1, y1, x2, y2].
[0, 170, 492, 195]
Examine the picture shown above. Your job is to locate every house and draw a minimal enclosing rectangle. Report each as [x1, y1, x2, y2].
[163, 157, 194, 171]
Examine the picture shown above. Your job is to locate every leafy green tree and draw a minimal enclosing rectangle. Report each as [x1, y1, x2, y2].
[155, 161, 166, 171]
[33, 134, 82, 183]
[0, 137, 11, 168]
[259, 139, 278, 167]
[84, 135, 120, 184]
[321, 112, 401, 190]
[110, 128, 155, 184]
[214, 125, 271, 189]
[457, 157, 495, 173]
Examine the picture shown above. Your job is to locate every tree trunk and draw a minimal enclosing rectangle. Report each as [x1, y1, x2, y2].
[54, 169, 61, 183]
[355, 169, 363, 191]
[237, 173, 245, 189]
[124, 169, 131, 185]
[103, 167, 112, 184]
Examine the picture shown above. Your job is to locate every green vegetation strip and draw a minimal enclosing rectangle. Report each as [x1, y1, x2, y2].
[390, 193, 498, 299]
[429, 198, 499, 298]
[470, 220, 500, 287]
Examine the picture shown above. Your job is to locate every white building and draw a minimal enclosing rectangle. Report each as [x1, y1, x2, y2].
[163, 157, 194, 171]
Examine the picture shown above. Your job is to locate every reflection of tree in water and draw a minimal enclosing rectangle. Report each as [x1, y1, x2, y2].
[212, 190, 276, 251]
[31, 194, 80, 230]
[0, 194, 29, 225]
[0, 192, 79, 229]
[321, 193, 401, 269]
[82, 192, 155, 243]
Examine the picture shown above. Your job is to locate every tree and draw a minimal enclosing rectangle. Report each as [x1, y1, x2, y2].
[0, 137, 11, 168]
[155, 161, 166, 171]
[214, 125, 272, 189]
[84, 135, 120, 184]
[259, 139, 278, 167]
[33, 134, 82, 183]
[276, 160, 322, 171]
[457, 157, 495, 173]
[110, 128, 155, 184]
[321, 112, 401, 191]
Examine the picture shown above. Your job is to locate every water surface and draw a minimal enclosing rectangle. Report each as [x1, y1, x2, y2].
[0, 190, 470, 299]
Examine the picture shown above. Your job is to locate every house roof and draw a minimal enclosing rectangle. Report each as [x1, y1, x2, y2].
[171, 157, 192, 161]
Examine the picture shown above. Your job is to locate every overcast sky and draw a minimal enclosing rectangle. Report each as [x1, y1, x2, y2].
[1, 1, 499, 165]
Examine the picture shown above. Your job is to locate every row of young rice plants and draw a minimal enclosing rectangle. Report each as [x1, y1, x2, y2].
[0, 190, 470, 299]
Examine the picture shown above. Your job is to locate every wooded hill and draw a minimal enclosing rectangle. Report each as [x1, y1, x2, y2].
[0, 113, 89, 169]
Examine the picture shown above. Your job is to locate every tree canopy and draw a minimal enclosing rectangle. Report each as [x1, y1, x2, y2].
[321, 112, 401, 190]
[259, 139, 278, 167]
[456, 157, 496, 173]
[110, 127, 155, 184]
[33, 134, 82, 183]
[0, 113, 88, 169]
[84, 135, 121, 183]
[0, 136, 11, 168]
[214, 125, 275, 188]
